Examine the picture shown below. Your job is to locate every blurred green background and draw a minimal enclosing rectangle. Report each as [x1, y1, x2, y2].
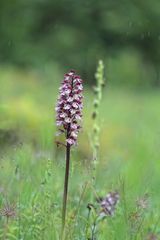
[0, 0, 160, 87]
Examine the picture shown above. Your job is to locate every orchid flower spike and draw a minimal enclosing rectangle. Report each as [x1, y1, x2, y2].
[55, 70, 83, 146]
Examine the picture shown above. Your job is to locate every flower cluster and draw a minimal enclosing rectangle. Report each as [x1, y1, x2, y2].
[99, 191, 119, 216]
[55, 70, 83, 145]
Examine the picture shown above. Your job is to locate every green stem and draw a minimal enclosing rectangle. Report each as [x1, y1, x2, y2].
[91, 217, 97, 240]
[62, 141, 71, 237]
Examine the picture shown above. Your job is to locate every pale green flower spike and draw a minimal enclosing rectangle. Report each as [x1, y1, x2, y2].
[91, 60, 105, 181]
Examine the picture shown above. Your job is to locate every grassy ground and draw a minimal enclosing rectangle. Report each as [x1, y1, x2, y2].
[0, 67, 160, 239]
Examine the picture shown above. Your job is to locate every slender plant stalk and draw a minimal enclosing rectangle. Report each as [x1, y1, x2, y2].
[91, 60, 105, 183]
[62, 130, 71, 236]
[91, 217, 97, 240]
[55, 70, 83, 238]
[85, 207, 91, 238]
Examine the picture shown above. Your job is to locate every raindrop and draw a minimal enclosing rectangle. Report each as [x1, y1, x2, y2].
[128, 21, 133, 27]
[8, 40, 11, 46]
[147, 32, 151, 37]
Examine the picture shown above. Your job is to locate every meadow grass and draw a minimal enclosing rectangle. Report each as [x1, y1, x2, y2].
[0, 67, 160, 239]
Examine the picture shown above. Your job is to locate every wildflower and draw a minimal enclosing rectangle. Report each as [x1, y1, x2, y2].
[55, 70, 84, 236]
[0, 203, 16, 221]
[99, 191, 120, 216]
[55, 70, 83, 146]
[90, 60, 105, 183]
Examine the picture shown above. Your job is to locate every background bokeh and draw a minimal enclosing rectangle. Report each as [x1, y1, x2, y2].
[0, 0, 160, 87]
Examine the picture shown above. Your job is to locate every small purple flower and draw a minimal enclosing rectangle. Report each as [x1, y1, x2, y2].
[99, 191, 120, 216]
[55, 70, 83, 146]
